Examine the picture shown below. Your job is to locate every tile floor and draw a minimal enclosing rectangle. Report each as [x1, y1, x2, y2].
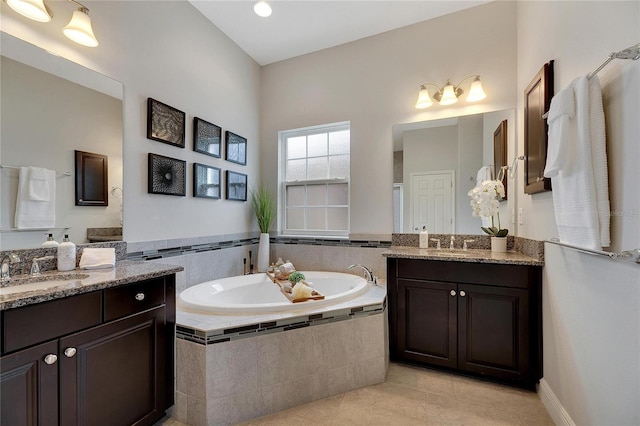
[158, 362, 554, 425]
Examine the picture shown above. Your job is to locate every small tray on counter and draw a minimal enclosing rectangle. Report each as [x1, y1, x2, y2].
[266, 271, 325, 303]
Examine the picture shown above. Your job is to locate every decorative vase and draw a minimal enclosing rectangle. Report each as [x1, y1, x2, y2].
[491, 236, 507, 253]
[258, 233, 270, 272]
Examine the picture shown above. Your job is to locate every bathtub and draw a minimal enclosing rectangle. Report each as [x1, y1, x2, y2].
[178, 271, 369, 314]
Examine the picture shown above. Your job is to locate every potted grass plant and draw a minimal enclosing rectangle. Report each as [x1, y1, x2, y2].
[251, 186, 276, 272]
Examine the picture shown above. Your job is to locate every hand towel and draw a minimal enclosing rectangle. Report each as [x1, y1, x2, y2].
[546, 76, 610, 250]
[15, 167, 56, 229]
[79, 248, 116, 269]
[27, 167, 51, 201]
[544, 86, 575, 177]
[588, 76, 610, 247]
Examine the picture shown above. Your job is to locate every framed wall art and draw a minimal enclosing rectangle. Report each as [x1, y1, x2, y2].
[493, 120, 508, 201]
[148, 153, 186, 196]
[225, 131, 247, 165]
[524, 60, 553, 194]
[194, 117, 221, 158]
[147, 98, 186, 148]
[193, 163, 221, 199]
[226, 170, 247, 201]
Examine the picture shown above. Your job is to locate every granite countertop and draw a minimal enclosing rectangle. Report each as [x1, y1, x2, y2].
[382, 246, 543, 266]
[0, 260, 183, 311]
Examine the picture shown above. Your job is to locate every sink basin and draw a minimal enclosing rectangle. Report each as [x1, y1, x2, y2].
[428, 251, 468, 258]
[0, 273, 90, 296]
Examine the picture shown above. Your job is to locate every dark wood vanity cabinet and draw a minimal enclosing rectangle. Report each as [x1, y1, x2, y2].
[388, 258, 542, 388]
[0, 275, 176, 426]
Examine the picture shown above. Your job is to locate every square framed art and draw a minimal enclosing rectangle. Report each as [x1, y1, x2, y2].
[226, 170, 247, 201]
[148, 153, 186, 196]
[225, 131, 247, 165]
[193, 163, 221, 199]
[194, 117, 221, 158]
[147, 98, 186, 148]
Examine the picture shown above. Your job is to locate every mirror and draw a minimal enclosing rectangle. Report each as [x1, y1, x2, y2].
[0, 33, 124, 249]
[392, 109, 515, 235]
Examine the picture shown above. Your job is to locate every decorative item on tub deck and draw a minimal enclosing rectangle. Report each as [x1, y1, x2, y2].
[193, 117, 221, 158]
[148, 153, 186, 196]
[225, 131, 247, 165]
[225, 170, 247, 201]
[147, 98, 186, 148]
[193, 163, 221, 199]
[468, 179, 508, 252]
[251, 186, 275, 272]
[266, 265, 325, 303]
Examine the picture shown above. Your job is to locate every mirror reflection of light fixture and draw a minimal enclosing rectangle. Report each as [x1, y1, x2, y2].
[5, 0, 52, 22]
[415, 75, 486, 109]
[62, 1, 98, 47]
[253, 1, 272, 17]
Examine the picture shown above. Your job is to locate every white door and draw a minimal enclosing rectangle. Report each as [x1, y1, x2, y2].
[393, 183, 403, 233]
[410, 171, 454, 233]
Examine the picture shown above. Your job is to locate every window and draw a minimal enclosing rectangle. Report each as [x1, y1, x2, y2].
[280, 122, 350, 237]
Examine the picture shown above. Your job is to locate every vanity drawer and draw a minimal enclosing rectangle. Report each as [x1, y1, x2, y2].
[2, 292, 102, 354]
[104, 278, 165, 321]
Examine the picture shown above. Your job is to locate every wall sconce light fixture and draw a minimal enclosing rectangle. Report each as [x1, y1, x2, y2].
[4, 0, 99, 47]
[62, 1, 98, 47]
[415, 75, 487, 109]
[5, 0, 52, 22]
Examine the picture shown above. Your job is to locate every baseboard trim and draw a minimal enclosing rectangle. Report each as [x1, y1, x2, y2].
[539, 378, 576, 426]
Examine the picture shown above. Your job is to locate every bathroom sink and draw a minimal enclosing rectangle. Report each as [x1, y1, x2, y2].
[428, 251, 469, 258]
[0, 273, 90, 295]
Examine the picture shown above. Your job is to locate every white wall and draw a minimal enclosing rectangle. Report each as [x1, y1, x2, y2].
[261, 1, 518, 236]
[516, 2, 640, 424]
[1, 1, 262, 244]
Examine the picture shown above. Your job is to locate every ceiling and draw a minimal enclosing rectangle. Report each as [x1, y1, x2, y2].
[189, 1, 491, 66]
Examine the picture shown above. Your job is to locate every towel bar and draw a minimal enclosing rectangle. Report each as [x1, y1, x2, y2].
[546, 238, 640, 264]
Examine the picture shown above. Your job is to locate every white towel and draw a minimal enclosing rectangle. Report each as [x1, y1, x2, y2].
[15, 167, 56, 229]
[79, 248, 116, 269]
[544, 86, 575, 177]
[545, 76, 610, 250]
[27, 167, 51, 201]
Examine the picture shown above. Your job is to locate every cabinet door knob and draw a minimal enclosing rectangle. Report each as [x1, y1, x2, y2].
[135, 292, 145, 301]
[64, 347, 77, 358]
[450, 290, 456, 296]
[460, 291, 466, 297]
[44, 354, 58, 365]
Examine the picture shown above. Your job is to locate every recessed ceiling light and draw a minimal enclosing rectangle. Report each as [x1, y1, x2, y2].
[253, 1, 272, 18]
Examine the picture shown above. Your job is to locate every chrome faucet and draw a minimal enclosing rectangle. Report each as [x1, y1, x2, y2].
[430, 238, 441, 250]
[1, 253, 21, 281]
[31, 256, 55, 276]
[348, 264, 377, 285]
[449, 235, 455, 250]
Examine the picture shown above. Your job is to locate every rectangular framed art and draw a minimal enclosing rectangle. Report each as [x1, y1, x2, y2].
[225, 131, 247, 165]
[148, 153, 186, 196]
[226, 170, 247, 201]
[147, 98, 186, 148]
[193, 117, 221, 158]
[193, 163, 221, 199]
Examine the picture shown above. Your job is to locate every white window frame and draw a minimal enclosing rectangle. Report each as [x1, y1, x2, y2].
[278, 121, 351, 238]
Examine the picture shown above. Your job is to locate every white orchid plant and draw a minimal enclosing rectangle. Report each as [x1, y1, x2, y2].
[468, 179, 508, 237]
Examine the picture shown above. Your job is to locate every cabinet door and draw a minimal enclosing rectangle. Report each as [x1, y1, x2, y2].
[457, 284, 529, 381]
[1, 340, 59, 426]
[59, 307, 165, 426]
[397, 279, 457, 368]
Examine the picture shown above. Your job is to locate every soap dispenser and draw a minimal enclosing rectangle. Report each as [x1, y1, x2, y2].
[41, 233, 59, 247]
[57, 234, 76, 271]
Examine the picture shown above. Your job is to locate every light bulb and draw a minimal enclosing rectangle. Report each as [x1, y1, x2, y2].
[415, 86, 433, 109]
[253, 1, 272, 17]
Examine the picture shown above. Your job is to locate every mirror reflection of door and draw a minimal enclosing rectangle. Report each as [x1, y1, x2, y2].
[393, 183, 403, 233]
[410, 171, 454, 233]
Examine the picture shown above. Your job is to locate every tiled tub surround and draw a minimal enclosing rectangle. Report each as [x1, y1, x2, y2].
[174, 283, 388, 426]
